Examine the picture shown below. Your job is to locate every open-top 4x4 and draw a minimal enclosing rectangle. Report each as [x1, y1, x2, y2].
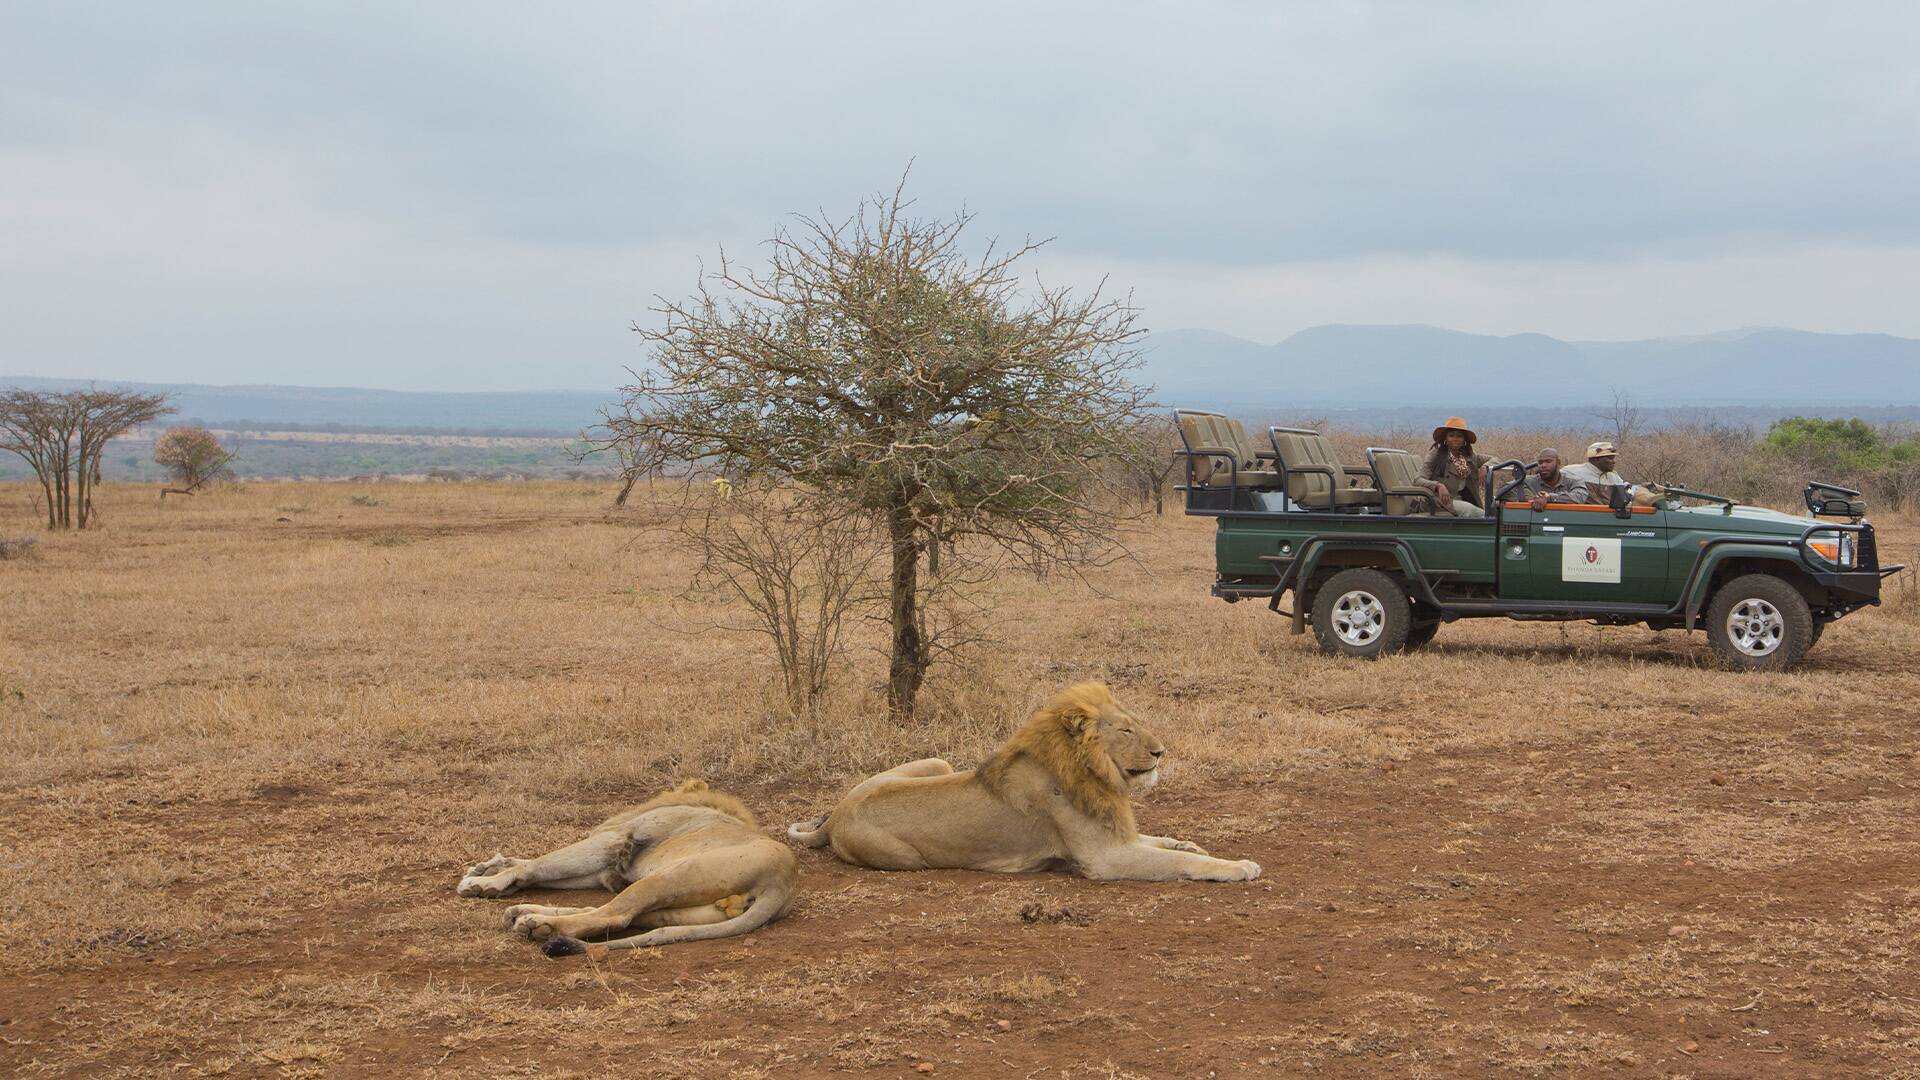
[1174, 411, 1904, 671]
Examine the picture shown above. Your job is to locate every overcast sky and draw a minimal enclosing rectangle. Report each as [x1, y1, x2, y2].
[4, 1, 1918, 390]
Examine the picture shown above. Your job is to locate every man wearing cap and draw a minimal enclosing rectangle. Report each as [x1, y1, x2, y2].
[1417, 417, 1490, 518]
[1512, 448, 1595, 511]
[1561, 441, 1637, 504]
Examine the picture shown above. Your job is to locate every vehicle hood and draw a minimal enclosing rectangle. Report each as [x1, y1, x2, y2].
[1669, 503, 1816, 535]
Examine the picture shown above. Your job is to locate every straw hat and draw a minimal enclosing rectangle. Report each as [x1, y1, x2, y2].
[1432, 416, 1477, 445]
[1586, 440, 1618, 458]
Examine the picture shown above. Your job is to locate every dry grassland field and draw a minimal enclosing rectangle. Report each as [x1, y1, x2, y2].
[3, 480, 1919, 1079]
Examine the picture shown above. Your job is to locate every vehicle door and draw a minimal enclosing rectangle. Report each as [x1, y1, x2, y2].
[1498, 499, 1670, 603]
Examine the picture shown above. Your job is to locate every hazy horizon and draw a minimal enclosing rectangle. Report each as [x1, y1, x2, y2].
[6, 2, 1919, 391]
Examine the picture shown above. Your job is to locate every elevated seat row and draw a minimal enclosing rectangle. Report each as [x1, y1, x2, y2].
[1175, 411, 1384, 512]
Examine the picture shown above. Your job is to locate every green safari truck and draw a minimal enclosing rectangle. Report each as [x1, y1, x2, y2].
[1174, 411, 1904, 671]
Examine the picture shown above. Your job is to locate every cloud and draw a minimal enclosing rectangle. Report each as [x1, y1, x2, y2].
[1035, 241, 1920, 344]
[2, 1, 1917, 388]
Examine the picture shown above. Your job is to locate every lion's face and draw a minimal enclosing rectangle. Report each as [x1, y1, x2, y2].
[1094, 703, 1165, 793]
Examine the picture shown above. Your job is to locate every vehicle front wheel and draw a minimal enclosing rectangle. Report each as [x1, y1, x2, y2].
[1406, 618, 1441, 649]
[1704, 574, 1814, 672]
[1310, 568, 1413, 658]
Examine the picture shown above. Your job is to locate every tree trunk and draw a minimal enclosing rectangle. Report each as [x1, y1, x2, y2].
[76, 448, 90, 530]
[36, 470, 55, 529]
[885, 506, 925, 720]
[613, 469, 640, 508]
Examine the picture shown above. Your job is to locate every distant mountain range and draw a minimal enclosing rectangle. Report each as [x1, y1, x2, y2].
[7, 324, 1919, 435]
[1138, 324, 1920, 411]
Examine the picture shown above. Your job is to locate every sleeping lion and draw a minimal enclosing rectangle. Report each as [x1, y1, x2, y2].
[788, 682, 1261, 882]
[457, 779, 796, 957]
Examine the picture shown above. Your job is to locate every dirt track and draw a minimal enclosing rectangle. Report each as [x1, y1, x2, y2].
[2, 482, 1917, 1077]
[6, 732, 1917, 1078]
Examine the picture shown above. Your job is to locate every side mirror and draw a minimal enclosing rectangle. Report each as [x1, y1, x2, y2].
[1608, 483, 1632, 518]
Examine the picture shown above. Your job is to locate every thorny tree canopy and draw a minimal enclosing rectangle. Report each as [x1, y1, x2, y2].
[604, 189, 1153, 561]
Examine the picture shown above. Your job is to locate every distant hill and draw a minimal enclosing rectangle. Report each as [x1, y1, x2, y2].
[8, 323, 1919, 440]
[0, 377, 614, 436]
[1140, 324, 1920, 412]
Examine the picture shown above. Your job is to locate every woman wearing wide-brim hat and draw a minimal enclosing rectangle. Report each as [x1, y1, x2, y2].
[1417, 416, 1490, 517]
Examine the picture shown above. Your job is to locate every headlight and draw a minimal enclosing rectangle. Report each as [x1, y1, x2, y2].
[1806, 534, 1855, 567]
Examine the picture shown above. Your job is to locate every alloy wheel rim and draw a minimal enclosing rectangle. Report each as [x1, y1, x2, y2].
[1332, 590, 1386, 647]
[1726, 598, 1784, 657]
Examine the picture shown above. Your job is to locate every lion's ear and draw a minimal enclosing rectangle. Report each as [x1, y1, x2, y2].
[1060, 704, 1100, 734]
[676, 779, 710, 793]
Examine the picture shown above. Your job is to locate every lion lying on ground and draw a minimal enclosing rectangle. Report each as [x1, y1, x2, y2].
[457, 779, 796, 957]
[787, 682, 1261, 882]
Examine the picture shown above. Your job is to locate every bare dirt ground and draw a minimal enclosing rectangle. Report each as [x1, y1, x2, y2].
[2, 481, 1917, 1078]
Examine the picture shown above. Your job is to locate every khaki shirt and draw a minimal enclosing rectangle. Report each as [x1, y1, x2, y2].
[1515, 471, 1594, 504]
[1561, 462, 1631, 504]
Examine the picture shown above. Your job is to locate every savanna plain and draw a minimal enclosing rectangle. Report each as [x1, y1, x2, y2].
[2, 480, 1917, 1079]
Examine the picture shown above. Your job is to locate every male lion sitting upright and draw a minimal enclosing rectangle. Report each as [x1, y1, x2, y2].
[457, 779, 796, 957]
[788, 682, 1261, 882]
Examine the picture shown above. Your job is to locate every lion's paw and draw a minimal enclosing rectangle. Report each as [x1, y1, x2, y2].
[457, 872, 518, 898]
[1166, 839, 1210, 855]
[1233, 860, 1262, 881]
[509, 912, 556, 942]
[464, 853, 520, 878]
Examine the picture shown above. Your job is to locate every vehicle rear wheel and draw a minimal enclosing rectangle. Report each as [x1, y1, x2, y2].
[1406, 619, 1441, 649]
[1310, 568, 1412, 658]
[1705, 574, 1813, 672]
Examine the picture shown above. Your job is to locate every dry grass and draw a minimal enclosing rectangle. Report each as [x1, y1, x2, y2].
[2, 479, 1917, 1077]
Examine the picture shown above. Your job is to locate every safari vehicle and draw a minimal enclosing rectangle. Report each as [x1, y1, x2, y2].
[1173, 411, 1904, 671]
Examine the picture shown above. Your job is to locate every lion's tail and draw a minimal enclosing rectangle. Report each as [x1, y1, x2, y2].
[542, 882, 795, 957]
[785, 814, 830, 848]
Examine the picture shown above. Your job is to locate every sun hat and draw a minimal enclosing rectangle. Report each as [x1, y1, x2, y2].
[1432, 416, 1477, 445]
[1586, 440, 1618, 458]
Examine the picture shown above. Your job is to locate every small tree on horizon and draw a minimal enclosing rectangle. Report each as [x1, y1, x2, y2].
[153, 426, 237, 495]
[601, 181, 1151, 718]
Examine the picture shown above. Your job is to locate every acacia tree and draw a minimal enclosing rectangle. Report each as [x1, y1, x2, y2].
[604, 184, 1150, 718]
[0, 388, 173, 529]
[153, 426, 236, 495]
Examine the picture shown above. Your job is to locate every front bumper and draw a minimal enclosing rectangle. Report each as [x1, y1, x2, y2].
[1811, 567, 1900, 607]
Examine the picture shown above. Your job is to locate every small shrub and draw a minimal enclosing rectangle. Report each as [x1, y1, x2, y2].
[349, 495, 382, 507]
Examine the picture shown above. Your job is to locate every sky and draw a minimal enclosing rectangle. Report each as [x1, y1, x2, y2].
[3, 1, 1918, 391]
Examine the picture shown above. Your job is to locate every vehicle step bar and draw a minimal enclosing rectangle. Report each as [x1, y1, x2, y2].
[1436, 599, 1672, 619]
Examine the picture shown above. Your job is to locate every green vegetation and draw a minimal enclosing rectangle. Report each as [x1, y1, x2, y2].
[1765, 416, 1920, 474]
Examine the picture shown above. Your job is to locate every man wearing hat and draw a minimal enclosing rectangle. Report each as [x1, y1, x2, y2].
[1562, 441, 1633, 504]
[1417, 417, 1490, 518]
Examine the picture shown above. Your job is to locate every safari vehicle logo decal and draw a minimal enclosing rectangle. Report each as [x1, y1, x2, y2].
[1562, 537, 1622, 583]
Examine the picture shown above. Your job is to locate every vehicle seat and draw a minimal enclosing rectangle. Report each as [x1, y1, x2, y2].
[1175, 411, 1282, 489]
[1368, 448, 1435, 515]
[1269, 428, 1380, 509]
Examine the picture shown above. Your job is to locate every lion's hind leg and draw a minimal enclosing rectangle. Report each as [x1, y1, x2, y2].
[541, 886, 793, 957]
[511, 857, 781, 951]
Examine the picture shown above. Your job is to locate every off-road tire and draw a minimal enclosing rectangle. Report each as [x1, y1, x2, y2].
[1705, 574, 1813, 672]
[1406, 618, 1441, 650]
[1310, 568, 1413, 658]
